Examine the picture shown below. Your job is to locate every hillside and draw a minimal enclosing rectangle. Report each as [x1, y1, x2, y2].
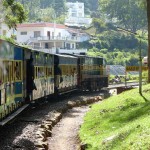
[80, 84, 150, 150]
[17, 0, 148, 66]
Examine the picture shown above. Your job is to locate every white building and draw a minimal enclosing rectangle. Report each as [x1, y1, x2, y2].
[65, 1, 92, 28]
[16, 22, 90, 54]
[66, 1, 85, 18]
[0, 22, 15, 38]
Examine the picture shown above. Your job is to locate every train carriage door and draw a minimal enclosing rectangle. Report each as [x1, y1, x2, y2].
[77, 57, 81, 87]
[14, 47, 23, 104]
[26, 54, 35, 102]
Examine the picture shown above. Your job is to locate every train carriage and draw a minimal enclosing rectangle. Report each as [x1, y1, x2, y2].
[0, 39, 24, 121]
[0, 38, 108, 125]
[31, 51, 54, 100]
[54, 54, 78, 94]
[23, 49, 54, 102]
[78, 55, 108, 91]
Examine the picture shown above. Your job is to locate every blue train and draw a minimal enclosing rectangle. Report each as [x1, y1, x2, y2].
[0, 39, 108, 125]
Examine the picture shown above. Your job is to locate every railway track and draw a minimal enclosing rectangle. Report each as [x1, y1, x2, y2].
[0, 91, 103, 150]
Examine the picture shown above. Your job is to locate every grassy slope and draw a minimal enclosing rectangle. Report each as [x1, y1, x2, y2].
[79, 84, 150, 150]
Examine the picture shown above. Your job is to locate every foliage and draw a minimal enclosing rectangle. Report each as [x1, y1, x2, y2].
[17, 0, 66, 21]
[87, 50, 140, 66]
[80, 84, 150, 150]
[79, 16, 148, 66]
[4, 0, 147, 67]
[66, 0, 99, 15]
[1, 0, 27, 29]
[98, 0, 147, 32]
[0, 35, 16, 44]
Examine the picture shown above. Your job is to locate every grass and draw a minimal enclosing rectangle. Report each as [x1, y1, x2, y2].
[79, 84, 150, 150]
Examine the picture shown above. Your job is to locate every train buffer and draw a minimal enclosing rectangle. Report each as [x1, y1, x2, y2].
[0, 104, 29, 126]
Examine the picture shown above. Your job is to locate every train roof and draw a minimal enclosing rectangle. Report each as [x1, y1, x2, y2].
[60, 53, 104, 59]
[54, 53, 77, 58]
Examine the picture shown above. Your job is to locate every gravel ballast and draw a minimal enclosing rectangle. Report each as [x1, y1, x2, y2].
[0, 91, 103, 150]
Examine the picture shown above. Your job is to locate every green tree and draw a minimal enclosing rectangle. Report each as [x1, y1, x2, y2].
[53, 0, 66, 17]
[98, 0, 147, 32]
[2, 0, 27, 29]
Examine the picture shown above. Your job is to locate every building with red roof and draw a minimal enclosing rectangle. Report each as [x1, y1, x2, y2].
[16, 22, 89, 54]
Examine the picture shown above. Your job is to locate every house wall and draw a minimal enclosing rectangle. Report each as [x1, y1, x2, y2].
[65, 2, 92, 27]
[17, 27, 44, 43]
[66, 2, 84, 18]
[17, 26, 71, 43]
[0, 23, 15, 37]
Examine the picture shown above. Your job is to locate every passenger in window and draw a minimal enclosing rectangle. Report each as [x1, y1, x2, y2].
[72, 68, 76, 75]
[41, 69, 45, 77]
[38, 68, 44, 77]
[38, 68, 41, 77]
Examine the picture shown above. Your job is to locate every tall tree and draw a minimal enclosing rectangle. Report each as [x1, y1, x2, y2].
[53, 0, 66, 17]
[1, 0, 27, 29]
[98, 0, 147, 32]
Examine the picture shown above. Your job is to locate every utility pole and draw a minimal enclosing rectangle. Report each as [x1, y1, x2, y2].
[117, 27, 142, 94]
[147, 0, 150, 83]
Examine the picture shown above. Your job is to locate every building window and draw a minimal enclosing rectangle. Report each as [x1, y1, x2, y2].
[72, 13, 77, 17]
[3, 30, 6, 36]
[79, 13, 83, 16]
[20, 31, 27, 35]
[52, 32, 54, 39]
[66, 43, 70, 49]
[72, 44, 75, 49]
[45, 43, 48, 49]
[34, 31, 41, 38]
[34, 43, 40, 49]
[58, 32, 61, 37]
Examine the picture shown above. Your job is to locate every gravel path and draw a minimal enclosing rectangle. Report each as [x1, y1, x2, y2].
[0, 91, 102, 150]
[48, 106, 89, 150]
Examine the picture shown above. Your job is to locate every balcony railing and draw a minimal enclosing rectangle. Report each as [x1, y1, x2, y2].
[29, 36, 80, 42]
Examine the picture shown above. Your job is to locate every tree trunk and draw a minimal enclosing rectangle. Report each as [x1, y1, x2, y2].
[147, 0, 150, 82]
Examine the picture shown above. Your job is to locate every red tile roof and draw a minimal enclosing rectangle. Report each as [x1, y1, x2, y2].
[17, 23, 67, 29]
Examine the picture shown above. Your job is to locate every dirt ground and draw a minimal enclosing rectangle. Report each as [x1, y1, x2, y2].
[48, 106, 90, 150]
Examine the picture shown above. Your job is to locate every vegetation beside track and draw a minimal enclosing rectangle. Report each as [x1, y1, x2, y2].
[80, 84, 150, 150]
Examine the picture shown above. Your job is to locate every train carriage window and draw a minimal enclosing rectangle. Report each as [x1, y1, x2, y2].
[48, 67, 52, 76]
[47, 67, 51, 77]
[0, 90, 1, 105]
[45, 54, 48, 64]
[14, 61, 22, 80]
[47, 67, 49, 77]
[37, 67, 45, 78]
[11, 61, 14, 81]
[43, 67, 45, 77]
[35, 67, 38, 79]
[35, 53, 39, 65]
[0, 65, 2, 85]
[3, 61, 9, 82]
[45, 67, 47, 77]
